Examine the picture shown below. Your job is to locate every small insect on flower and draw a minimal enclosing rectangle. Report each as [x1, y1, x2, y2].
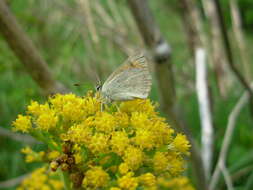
[96, 52, 152, 103]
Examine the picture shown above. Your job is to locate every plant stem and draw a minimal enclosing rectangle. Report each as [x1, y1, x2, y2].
[61, 172, 71, 190]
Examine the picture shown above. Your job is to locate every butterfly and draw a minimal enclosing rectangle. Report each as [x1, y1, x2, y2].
[96, 52, 152, 103]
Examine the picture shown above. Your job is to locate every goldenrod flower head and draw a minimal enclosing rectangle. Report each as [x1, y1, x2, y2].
[88, 133, 110, 154]
[27, 101, 50, 116]
[118, 172, 138, 190]
[82, 166, 109, 188]
[21, 146, 33, 154]
[18, 166, 63, 190]
[12, 115, 31, 133]
[138, 173, 156, 187]
[13, 92, 191, 189]
[167, 155, 185, 176]
[172, 133, 191, 154]
[158, 176, 195, 190]
[21, 146, 45, 163]
[153, 152, 168, 172]
[36, 111, 58, 131]
[93, 112, 116, 132]
[110, 131, 130, 155]
[123, 146, 143, 170]
[114, 112, 129, 127]
[119, 162, 130, 175]
[120, 99, 155, 116]
[47, 150, 60, 160]
[65, 123, 92, 144]
[110, 188, 122, 190]
[133, 128, 154, 149]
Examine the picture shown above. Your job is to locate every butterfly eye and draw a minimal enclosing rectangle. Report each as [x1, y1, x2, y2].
[96, 85, 102, 91]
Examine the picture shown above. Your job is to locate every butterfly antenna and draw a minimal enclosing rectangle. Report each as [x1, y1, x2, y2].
[94, 72, 102, 89]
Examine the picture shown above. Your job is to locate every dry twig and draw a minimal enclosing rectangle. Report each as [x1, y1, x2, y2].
[210, 83, 253, 189]
[195, 48, 213, 179]
[0, 0, 68, 95]
[0, 127, 41, 145]
[0, 173, 30, 188]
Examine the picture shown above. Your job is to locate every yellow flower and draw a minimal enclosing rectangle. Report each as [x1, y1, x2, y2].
[118, 172, 138, 190]
[82, 166, 109, 188]
[110, 131, 130, 155]
[114, 112, 129, 127]
[130, 112, 150, 130]
[172, 134, 191, 154]
[133, 129, 154, 150]
[119, 163, 129, 175]
[25, 154, 36, 163]
[158, 176, 195, 190]
[66, 123, 92, 144]
[21, 146, 45, 163]
[138, 173, 156, 187]
[13, 92, 192, 190]
[123, 146, 143, 170]
[167, 155, 185, 176]
[74, 153, 82, 164]
[153, 152, 168, 172]
[36, 110, 58, 131]
[88, 133, 110, 154]
[18, 167, 63, 190]
[93, 112, 116, 133]
[50, 93, 100, 122]
[82, 93, 101, 115]
[49, 179, 64, 189]
[12, 115, 31, 133]
[120, 99, 155, 116]
[47, 150, 60, 160]
[151, 119, 174, 147]
[21, 146, 33, 154]
[110, 188, 121, 190]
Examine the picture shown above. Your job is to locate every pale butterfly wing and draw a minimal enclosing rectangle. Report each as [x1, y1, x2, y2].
[101, 53, 152, 101]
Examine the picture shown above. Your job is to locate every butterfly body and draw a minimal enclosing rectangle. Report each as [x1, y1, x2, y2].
[99, 53, 152, 103]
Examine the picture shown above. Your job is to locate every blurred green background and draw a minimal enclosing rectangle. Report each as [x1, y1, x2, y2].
[0, 0, 253, 189]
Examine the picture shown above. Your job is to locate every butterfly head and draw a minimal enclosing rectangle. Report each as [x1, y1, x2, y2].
[96, 84, 102, 92]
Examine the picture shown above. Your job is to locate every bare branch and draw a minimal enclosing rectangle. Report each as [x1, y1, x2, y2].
[230, 0, 251, 81]
[210, 83, 253, 190]
[0, 127, 41, 145]
[220, 162, 234, 190]
[0, 0, 68, 95]
[128, 0, 174, 114]
[0, 173, 30, 188]
[77, 0, 99, 44]
[214, 0, 253, 100]
[128, 1, 208, 190]
[201, 0, 231, 97]
[195, 48, 213, 179]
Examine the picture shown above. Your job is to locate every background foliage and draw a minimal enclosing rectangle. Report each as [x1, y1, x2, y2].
[0, 0, 253, 189]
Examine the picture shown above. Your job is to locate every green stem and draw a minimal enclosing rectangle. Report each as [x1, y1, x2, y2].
[61, 171, 71, 190]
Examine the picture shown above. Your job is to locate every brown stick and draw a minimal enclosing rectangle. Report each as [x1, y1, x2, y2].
[127, 1, 208, 190]
[0, 0, 68, 95]
[128, 0, 175, 113]
[0, 173, 29, 188]
[214, 0, 253, 100]
[230, 0, 251, 81]
[0, 127, 41, 145]
[201, 0, 230, 97]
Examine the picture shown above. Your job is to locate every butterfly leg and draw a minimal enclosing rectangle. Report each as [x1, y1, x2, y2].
[100, 102, 104, 112]
[114, 103, 120, 112]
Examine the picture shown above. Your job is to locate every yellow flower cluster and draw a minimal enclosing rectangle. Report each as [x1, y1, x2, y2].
[17, 166, 63, 190]
[158, 176, 195, 190]
[13, 92, 191, 190]
[21, 146, 45, 163]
